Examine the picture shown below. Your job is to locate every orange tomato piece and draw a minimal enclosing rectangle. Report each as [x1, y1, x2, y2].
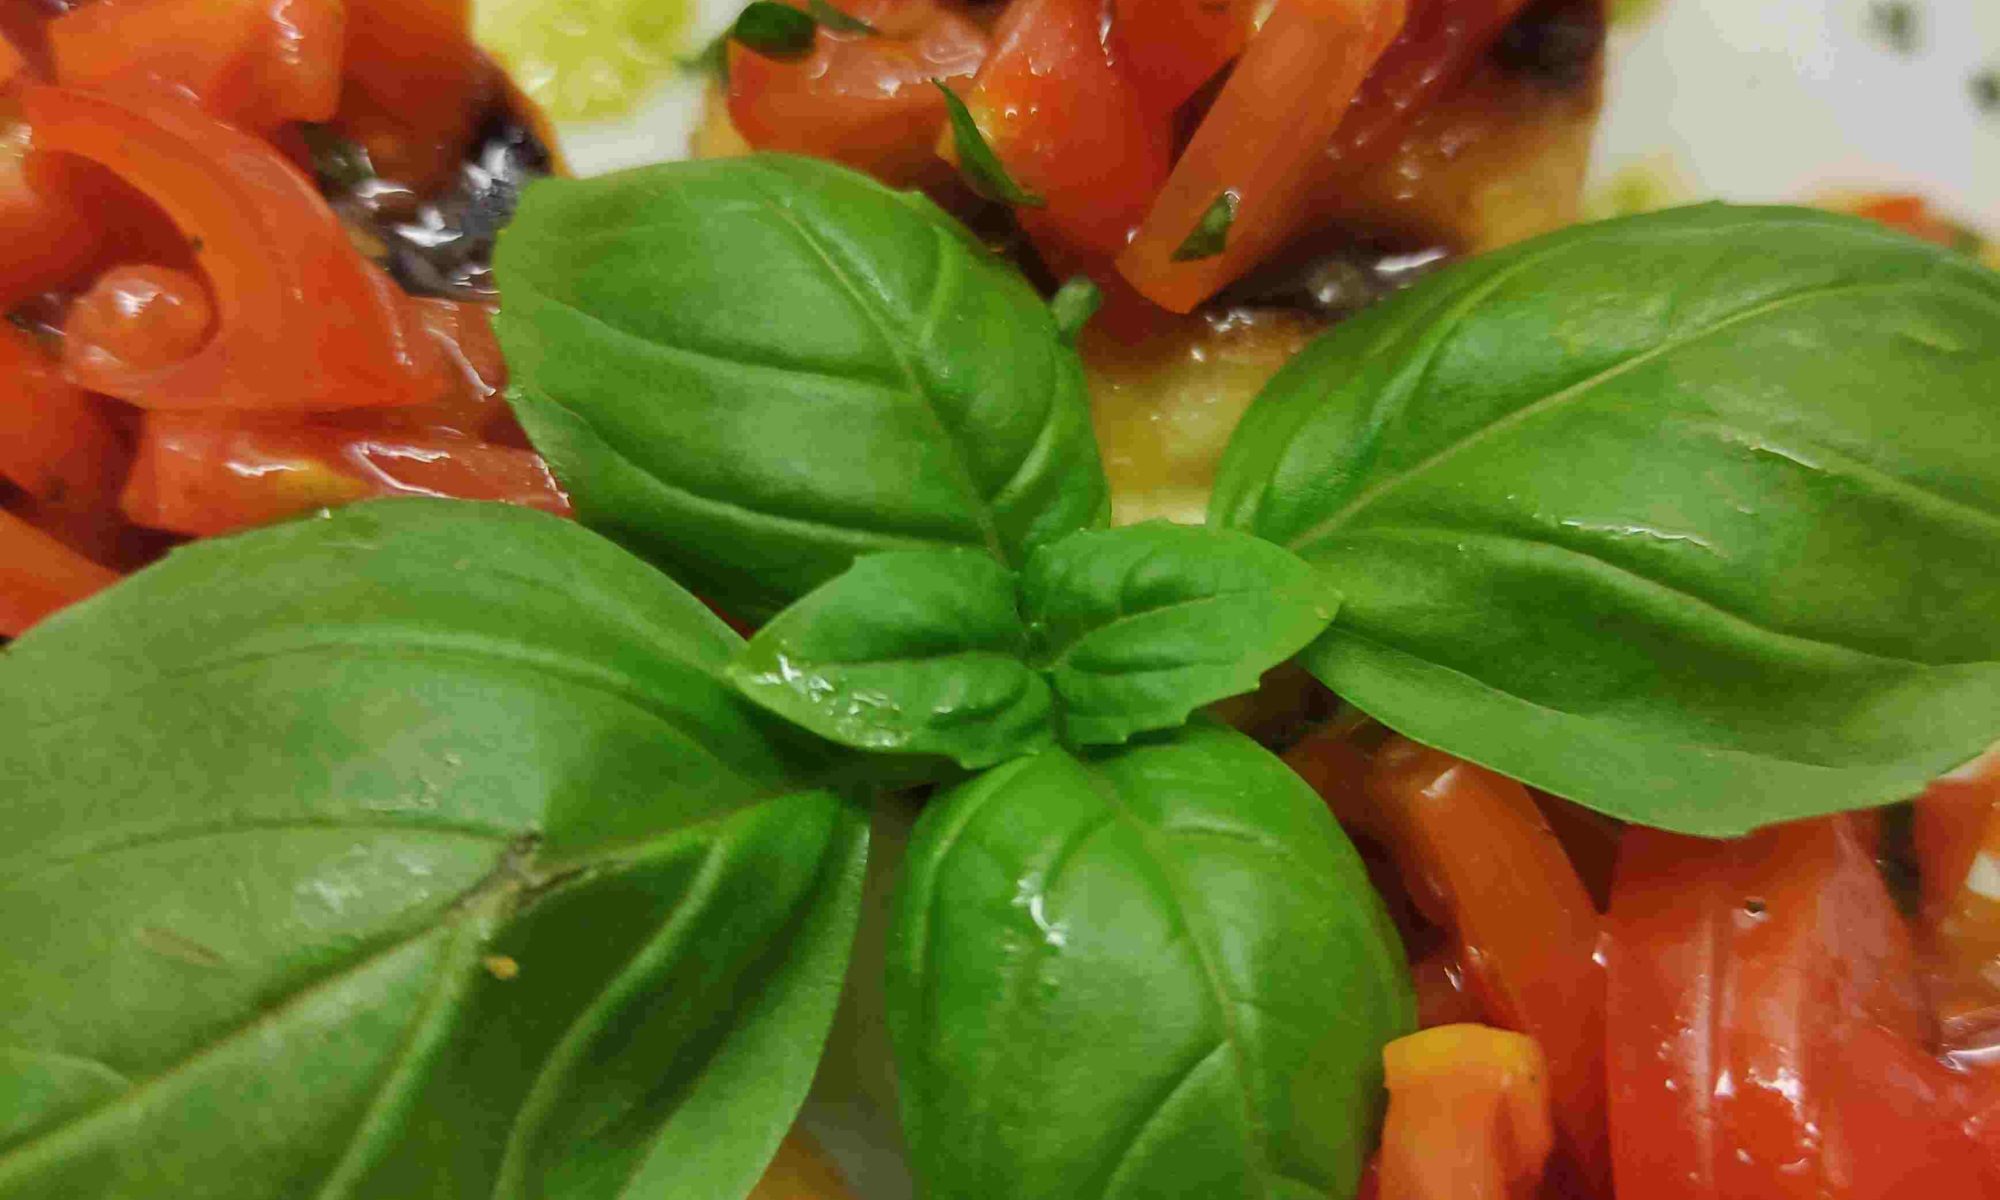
[0, 26, 23, 84]
[1915, 747, 2000, 1050]
[64, 264, 215, 371]
[48, 0, 344, 129]
[1108, 0, 1256, 117]
[0, 503, 119, 637]
[1117, 0, 1409, 313]
[1364, 738, 1610, 1192]
[1378, 1024, 1556, 1200]
[0, 325, 123, 506]
[728, 0, 987, 188]
[954, 0, 1170, 270]
[30, 85, 437, 412]
[337, 0, 497, 191]
[122, 412, 571, 537]
[1325, 0, 1533, 170]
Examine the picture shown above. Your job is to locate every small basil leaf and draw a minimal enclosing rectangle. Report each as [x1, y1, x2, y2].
[887, 722, 1413, 1200]
[1171, 189, 1238, 262]
[733, 1, 817, 58]
[1023, 522, 1339, 746]
[807, 0, 876, 34]
[496, 155, 1106, 622]
[1212, 204, 2000, 836]
[1049, 276, 1102, 342]
[729, 548, 1055, 768]
[933, 81, 1047, 208]
[0, 501, 867, 1200]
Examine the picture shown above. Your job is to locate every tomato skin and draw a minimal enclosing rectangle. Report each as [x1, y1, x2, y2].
[1378, 1024, 1555, 1200]
[1108, 0, 1254, 116]
[1118, 0, 1409, 313]
[1363, 739, 1610, 1192]
[48, 0, 345, 129]
[1915, 748, 2000, 1050]
[0, 325, 123, 507]
[728, 0, 986, 188]
[337, 0, 498, 191]
[64, 264, 215, 372]
[0, 504, 119, 638]
[1606, 817, 2000, 1200]
[959, 0, 1170, 268]
[122, 412, 571, 537]
[28, 86, 436, 412]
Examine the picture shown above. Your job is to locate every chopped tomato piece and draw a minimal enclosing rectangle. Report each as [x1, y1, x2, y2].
[1108, 0, 1255, 117]
[0, 504, 119, 637]
[337, 0, 498, 191]
[0, 119, 106, 305]
[1325, 0, 1532, 170]
[0, 26, 23, 84]
[955, 0, 1169, 269]
[1606, 817, 2000, 1199]
[728, 0, 987, 188]
[0, 325, 122, 506]
[1379, 1024, 1555, 1200]
[122, 412, 570, 537]
[47, 0, 344, 129]
[64, 264, 215, 372]
[29, 86, 437, 411]
[1118, 0, 1408, 312]
[1845, 193, 1978, 250]
[1410, 948, 1483, 1029]
[1364, 739, 1609, 1192]
[1916, 747, 2000, 1050]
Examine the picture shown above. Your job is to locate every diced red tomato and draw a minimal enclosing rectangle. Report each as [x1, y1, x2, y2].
[1378, 1024, 1556, 1200]
[337, 0, 498, 191]
[0, 25, 23, 84]
[1118, 0, 1409, 313]
[0, 119, 106, 306]
[29, 85, 437, 412]
[1324, 0, 1531, 170]
[1845, 193, 1979, 250]
[952, 0, 1170, 277]
[1606, 816, 2000, 1199]
[1364, 739, 1610, 1193]
[0, 325, 122, 506]
[1108, 0, 1255, 118]
[1915, 747, 2000, 1051]
[728, 0, 986, 188]
[63, 264, 215, 372]
[0, 503, 119, 637]
[122, 412, 570, 537]
[1410, 948, 1483, 1030]
[47, 0, 345, 130]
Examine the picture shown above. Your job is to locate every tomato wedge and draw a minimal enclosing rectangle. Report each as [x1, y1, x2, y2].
[1378, 1024, 1555, 1200]
[1606, 817, 2000, 1199]
[1325, 0, 1532, 170]
[27, 85, 436, 412]
[0, 505, 119, 638]
[48, 0, 344, 130]
[1108, 0, 1255, 117]
[122, 412, 571, 537]
[954, 0, 1170, 271]
[1916, 747, 2000, 1050]
[1118, 0, 1408, 312]
[0, 326, 122, 507]
[1363, 739, 1609, 1192]
[337, 0, 498, 190]
[728, 0, 986, 188]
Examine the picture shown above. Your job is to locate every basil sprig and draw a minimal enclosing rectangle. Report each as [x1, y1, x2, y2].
[5, 159, 1995, 1200]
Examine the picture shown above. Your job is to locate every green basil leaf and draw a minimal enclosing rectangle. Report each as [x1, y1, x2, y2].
[729, 548, 1054, 769]
[1049, 276, 1102, 342]
[496, 154, 1106, 622]
[886, 722, 1412, 1200]
[934, 81, 1047, 209]
[1212, 204, 2000, 836]
[733, 1, 817, 57]
[807, 0, 876, 34]
[1024, 522, 1340, 746]
[1171, 190, 1238, 263]
[0, 501, 867, 1200]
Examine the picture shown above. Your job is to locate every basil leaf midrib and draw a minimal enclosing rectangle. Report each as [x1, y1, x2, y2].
[1278, 274, 1996, 555]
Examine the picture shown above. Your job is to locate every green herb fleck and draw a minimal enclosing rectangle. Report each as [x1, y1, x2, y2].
[934, 81, 1046, 208]
[1171, 190, 1239, 262]
[807, 0, 876, 34]
[1973, 69, 2000, 114]
[1049, 277, 1102, 341]
[1868, 1, 1920, 55]
[299, 124, 374, 192]
[733, 1, 817, 59]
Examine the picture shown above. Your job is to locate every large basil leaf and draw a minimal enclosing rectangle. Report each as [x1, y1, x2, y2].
[1212, 205, 2000, 836]
[0, 501, 867, 1200]
[1022, 523, 1339, 746]
[495, 154, 1109, 622]
[730, 548, 1054, 770]
[886, 722, 1412, 1200]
